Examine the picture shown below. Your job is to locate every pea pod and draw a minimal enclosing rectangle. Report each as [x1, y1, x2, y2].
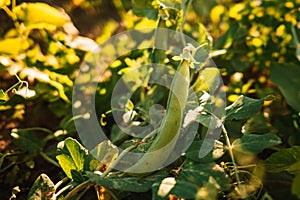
[126, 51, 192, 175]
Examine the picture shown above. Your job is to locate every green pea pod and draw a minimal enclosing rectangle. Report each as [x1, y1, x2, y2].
[126, 58, 191, 175]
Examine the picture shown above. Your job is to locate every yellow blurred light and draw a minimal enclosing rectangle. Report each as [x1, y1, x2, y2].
[264, 100, 273, 106]
[266, 7, 276, 16]
[278, 56, 285, 62]
[265, 60, 271, 67]
[210, 5, 225, 24]
[285, 2, 294, 8]
[228, 94, 240, 102]
[258, 76, 267, 83]
[252, 37, 264, 47]
[276, 24, 285, 37]
[110, 60, 122, 68]
[229, 3, 245, 20]
[256, 10, 264, 18]
[99, 88, 106, 95]
[284, 13, 297, 25]
[280, 47, 287, 55]
[165, 20, 172, 27]
[261, 27, 272, 35]
[135, 18, 157, 28]
[248, 14, 255, 20]
[272, 52, 279, 58]
[256, 48, 263, 55]
[230, 72, 244, 83]
[249, 26, 260, 37]
[234, 88, 241, 93]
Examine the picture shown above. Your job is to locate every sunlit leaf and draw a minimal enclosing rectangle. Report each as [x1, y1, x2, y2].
[56, 137, 92, 178]
[27, 174, 55, 200]
[157, 177, 176, 197]
[270, 62, 300, 112]
[232, 133, 281, 154]
[292, 173, 300, 198]
[225, 95, 264, 121]
[0, 89, 8, 104]
[13, 2, 69, 27]
[0, 38, 31, 55]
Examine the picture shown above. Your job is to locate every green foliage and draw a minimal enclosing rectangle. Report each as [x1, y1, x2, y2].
[87, 171, 167, 193]
[225, 95, 264, 121]
[232, 133, 281, 154]
[0, 0, 299, 199]
[56, 137, 101, 179]
[270, 62, 300, 112]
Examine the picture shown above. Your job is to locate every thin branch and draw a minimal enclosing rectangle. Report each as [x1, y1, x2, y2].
[64, 181, 94, 200]
[221, 124, 241, 189]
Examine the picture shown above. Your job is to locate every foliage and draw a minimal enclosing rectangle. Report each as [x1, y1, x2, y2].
[0, 0, 299, 199]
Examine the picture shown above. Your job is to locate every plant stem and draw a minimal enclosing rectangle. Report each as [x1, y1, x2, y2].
[180, 0, 193, 46]
[2, 5, 22, 35]
[12, 0, 16, 9]
[39, 152, 60, 167]
[107, 188, 118, 200]
[17, 127, 53, 135]
[221, 124, 241, 188]
[101, 144, 137, 177]
[54, 177, 69, 190]
[54, 184, 73, 198]
[64, 181, 94, 200]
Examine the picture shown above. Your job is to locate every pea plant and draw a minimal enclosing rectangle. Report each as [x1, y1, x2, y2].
[1, 0, 299, 199]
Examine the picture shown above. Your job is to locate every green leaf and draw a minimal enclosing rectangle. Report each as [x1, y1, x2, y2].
[11, 129, 45, 155]
[289, 161, 300, 173]
[27, 173, 55, 200]
[0, 0, 10, 8]
[225, 95, 264, 121]
[131, 0, 158, 20]
[56, 137, 90, 178]
[134, 7, 158, 19]
[264, 146, 300, 173]
[214, 23, 239, 49]
[71, 170, 87, 183]
[169, 180, 198, 199]
[232, 133, 281, 154]
[292, 173, 300, 198]
[158, 0, 181, 10]
[291, 26, 300, 61]
[167, 162, 230, 198]
[270, 62, 300, 112]
[87, 171, 166, 192]
[0, 89, 8, 104]
[185, 140, 225, 163]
